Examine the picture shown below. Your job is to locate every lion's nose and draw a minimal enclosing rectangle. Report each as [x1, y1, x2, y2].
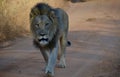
[40, 33, 46, 36]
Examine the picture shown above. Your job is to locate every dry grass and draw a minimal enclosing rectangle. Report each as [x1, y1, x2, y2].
[0, 0, 68, 42]
[69, 0, 95, 3]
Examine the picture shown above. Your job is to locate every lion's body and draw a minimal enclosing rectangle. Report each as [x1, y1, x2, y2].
[30, 3, 70, 77]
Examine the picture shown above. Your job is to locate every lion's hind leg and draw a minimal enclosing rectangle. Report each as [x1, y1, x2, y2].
[57, 35, 67, 68]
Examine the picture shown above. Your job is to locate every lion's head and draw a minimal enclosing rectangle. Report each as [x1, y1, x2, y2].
[30, 3, 59, 47]
[30, 13, 58, 47]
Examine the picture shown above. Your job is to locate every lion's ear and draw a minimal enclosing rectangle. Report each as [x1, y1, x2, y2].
[30, 12, 33, 19]
[50, 11, 56, 18]
[30, 8, 40, 21]
[30, 12, 34, 22]
[49, 10, 57, 22]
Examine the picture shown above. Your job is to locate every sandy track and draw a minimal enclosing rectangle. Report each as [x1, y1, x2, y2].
[0, 0, 120, 77]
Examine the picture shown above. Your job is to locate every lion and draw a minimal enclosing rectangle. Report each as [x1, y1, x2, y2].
[30, 3, 71, 77]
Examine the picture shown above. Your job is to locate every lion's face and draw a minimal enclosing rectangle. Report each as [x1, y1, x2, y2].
[31, 15, 57, 47]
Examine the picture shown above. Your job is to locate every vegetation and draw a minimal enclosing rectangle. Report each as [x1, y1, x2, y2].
[0, 0, 68, 42]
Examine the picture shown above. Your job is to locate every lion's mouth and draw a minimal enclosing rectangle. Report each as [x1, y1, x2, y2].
[38, 38, 48, 42]
[37, 36, 49, 46]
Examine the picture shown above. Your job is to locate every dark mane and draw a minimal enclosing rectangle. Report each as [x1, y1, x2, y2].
[36, 3, 51, 10]
[33, 3, 52, 15]
[30, 3, 54, 20]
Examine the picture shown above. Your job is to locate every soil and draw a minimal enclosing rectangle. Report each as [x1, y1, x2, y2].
[0, 0, 120, 77]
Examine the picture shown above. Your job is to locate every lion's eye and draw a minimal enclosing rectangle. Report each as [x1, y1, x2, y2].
[35, 24, 39, 28]
[46, 23, 49, 25]
[45, 23, 50, 28]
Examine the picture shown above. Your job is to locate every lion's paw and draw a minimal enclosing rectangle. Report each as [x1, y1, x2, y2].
[45, 71, 54, 77]
[57, 62, 66, 68]
[45, 68, 54, 77]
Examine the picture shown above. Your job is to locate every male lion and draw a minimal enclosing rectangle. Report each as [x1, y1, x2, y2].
[30, 3, 70, 77]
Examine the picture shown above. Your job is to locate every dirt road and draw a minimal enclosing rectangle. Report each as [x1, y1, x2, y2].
[0, 0, 120, 77]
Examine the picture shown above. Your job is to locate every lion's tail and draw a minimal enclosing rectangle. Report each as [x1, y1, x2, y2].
[67, 41, 71, 47]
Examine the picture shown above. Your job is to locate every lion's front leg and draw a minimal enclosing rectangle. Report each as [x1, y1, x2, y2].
[45, 43, 59, 77]
[40, 49, 50, 63]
